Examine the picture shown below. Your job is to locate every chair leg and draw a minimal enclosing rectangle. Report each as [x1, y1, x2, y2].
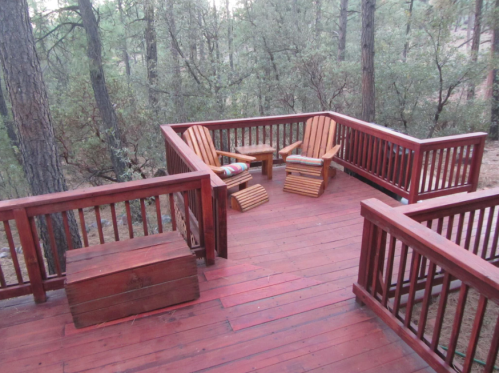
[239, 182, 248, 191]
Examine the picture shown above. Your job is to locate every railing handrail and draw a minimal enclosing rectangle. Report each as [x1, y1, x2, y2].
[0, 171, 210, 214]
[161, 125, 226, 189]
[361, 198, 499, 301]
[396, 187, 499, 220]
[164, 111, 487, 149]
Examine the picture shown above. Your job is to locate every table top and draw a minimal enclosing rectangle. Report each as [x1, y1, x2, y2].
[235, 144, 276, 155]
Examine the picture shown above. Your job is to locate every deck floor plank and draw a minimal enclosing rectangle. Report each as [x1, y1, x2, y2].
[0, 168, 434, 373]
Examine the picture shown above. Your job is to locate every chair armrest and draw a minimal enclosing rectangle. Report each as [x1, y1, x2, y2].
[322, 145, 341, 161]
[216, 150, 256, 163]
[208, 165, 225, 175]
[279, 141, 302, 162]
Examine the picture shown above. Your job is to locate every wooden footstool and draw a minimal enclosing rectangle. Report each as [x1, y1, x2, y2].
[231, 184, 269, 212]
[284, 174, 324, 198]
[65, 232, 199, 328]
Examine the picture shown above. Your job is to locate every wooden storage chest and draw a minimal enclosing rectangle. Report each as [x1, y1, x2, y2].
[65, 231, 199, 328]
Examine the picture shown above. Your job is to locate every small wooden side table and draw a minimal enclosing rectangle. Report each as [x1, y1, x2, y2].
[235, 144, 275, 180]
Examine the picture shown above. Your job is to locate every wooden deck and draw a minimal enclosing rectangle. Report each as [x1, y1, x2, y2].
[0, 168, 435, 373]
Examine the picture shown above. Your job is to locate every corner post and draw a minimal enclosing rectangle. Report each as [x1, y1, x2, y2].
[13, 208, 47, 303]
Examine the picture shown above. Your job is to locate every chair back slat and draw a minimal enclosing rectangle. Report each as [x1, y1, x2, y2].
[183, 126, 221, 167]
[302, 116, 337, 158]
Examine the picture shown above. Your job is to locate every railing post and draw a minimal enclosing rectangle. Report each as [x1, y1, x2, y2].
[356, 217, 376, 305]
[200, 178, 216, 265]
[216, 185, 228, 259]
[469, 136, 486, 192]
[13, 208, 47, 303]
[408, 145, 424, 204]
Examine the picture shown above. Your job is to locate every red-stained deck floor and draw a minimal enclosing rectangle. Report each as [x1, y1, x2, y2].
[0, 168, 435, 372]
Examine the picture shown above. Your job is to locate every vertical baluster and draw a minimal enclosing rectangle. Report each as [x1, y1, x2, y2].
[183, 191, 191, 248]
[392, 144, 400, 185]
[461, 145, 471, 185]
[353, 130, 359, 165]
[381, 140, 388, 179]
[94, 206, 104, 244]
[276, 124, 280, 157]
[140, 198, 148, 236]
[421, 151, 430, 193]
[226, 127, 230, 153]
[382, 236, 396, 307]
[404, 251, 421, 329]
[428, 150, 438, 191]
[445, 283, 469, 366]
[110, 203, 119, 241]
[435, 148, 444, 189]
[269, 125, 272, 149]
[446, 214, 455, 240]
[371, 137, 378, 174]
[441, 148, 451, 189]
[417, 261, 436, 340]
[455, 212, 465, 246]
[3, 221, 24, 284]
[386, 142, 395, 182]
[404, 148, 412, 190]
[490, 210, 499, 258]
[398, 146, 406, 186]
[44, 215, 62, 277]
[484, 313, 499, 372]
[448, 147, 457, 188]
[454, 146, 464, 186]
[0, 256, 5, 287]
[367, 135, 374, 172]
[430, 271, 452, 352]
[419, 220, 432, 278]
[462, 295, 488, 373]
[125, 201, 134, 239]
[464, 210, 475, 251]
[78, 209, 89, 247]
[263, 125, 267, 144]
[249, 125, 252, 145]
[370, 229, 386, 299]
[169, 193, 177, 231]
[473, 208, 485, 255]
[482, 206, 495, 260]
[339, 124, 346, 159]
[289, 123, 293, 146]
[155, 196, 163, 234]
[392, 243, 409, 317]
[61, 211, 73, 250]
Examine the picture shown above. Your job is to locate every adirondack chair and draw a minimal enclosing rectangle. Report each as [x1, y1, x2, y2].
[183, 125, 256, 190]
[279, 115, 341, 197]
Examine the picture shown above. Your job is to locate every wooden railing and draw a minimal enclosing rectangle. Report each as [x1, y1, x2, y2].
[162, 125, 227, 259]
[166, 111, 486, 204]
[0, 171, 214, 303]
[354, 193, 499, 373]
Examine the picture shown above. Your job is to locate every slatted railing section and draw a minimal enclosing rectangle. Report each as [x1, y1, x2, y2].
[162, 125, 228, 259]
[0, 172, 215, 303]
[329, 112, 487, 203]
[167, 112, 486, 204]
[398, 189, 499, 264]
[354, 197, 499, 373]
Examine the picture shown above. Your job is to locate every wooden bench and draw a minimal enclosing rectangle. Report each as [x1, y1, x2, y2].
[65, 231, 199, 328]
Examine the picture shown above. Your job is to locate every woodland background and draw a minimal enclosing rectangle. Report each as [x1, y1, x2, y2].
[0, 0, 497, 200]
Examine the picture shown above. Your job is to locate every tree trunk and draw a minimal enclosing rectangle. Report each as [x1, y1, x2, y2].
[144, 0, 158, 110]
[117, 0, 131, 80]
[490, 0, 499, 139]
[361, 0, 376, 122]
[402, 0, 414, 62]
[0, 0, 81, 273]
[0, 71, 19, 150]
[337, 0, 348, 61]
[78, 0, 129, 181]
[226, 0, 234, 71]
[165, 0, 187, 123]
[467, 0, 483, 100]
